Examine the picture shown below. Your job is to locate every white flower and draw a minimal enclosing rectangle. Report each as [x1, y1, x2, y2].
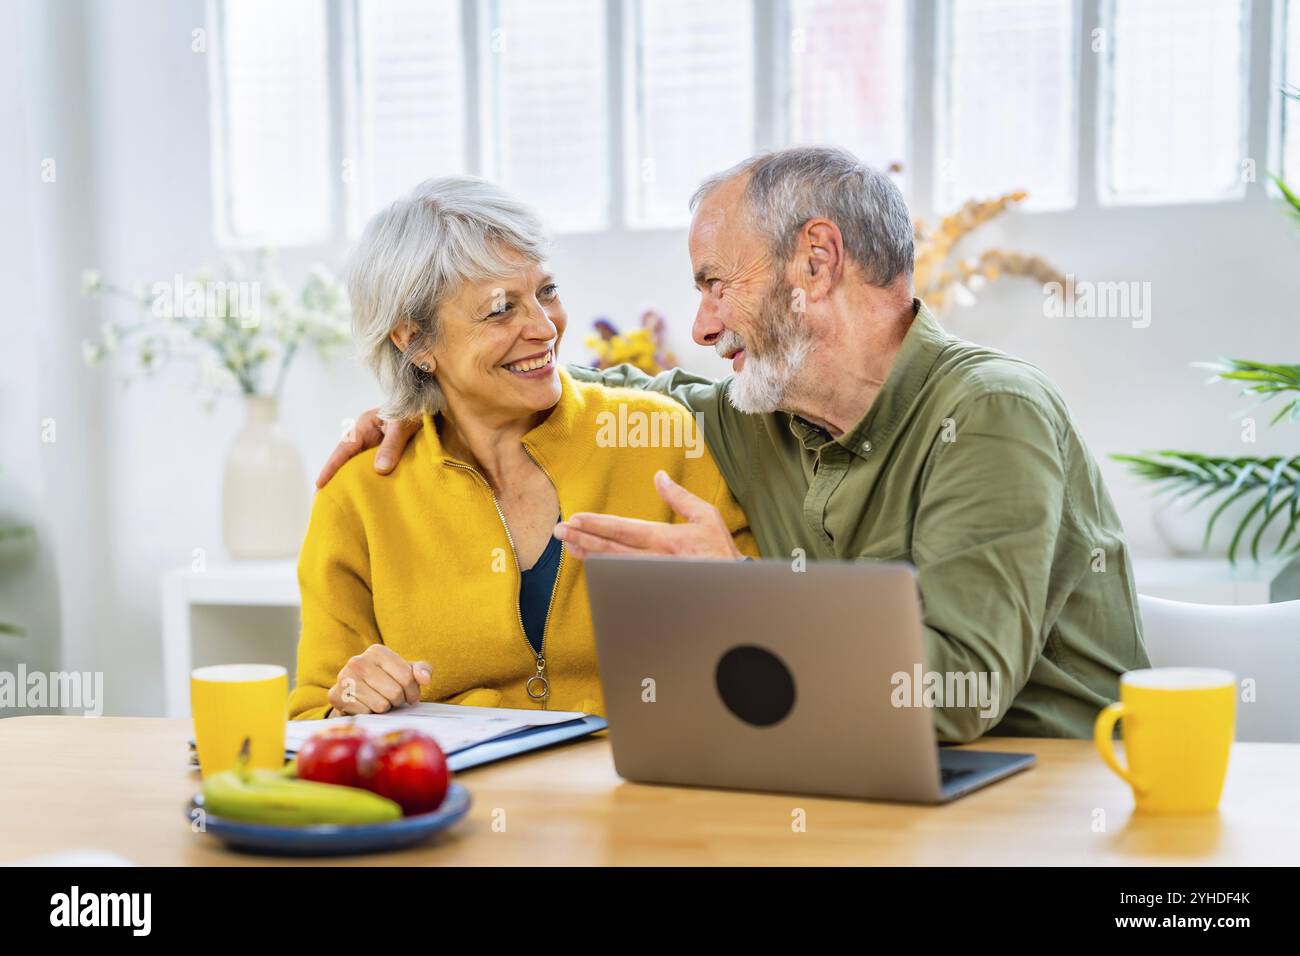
[81, 255, 353, 399]
[199, 315, 224, 341]
[198, 357, 237, 392]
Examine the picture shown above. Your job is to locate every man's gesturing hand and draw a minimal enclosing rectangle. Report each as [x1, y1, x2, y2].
[327, 644, 433, 716]
[315, 408, 422, 488]
[554, 470, 743, 560]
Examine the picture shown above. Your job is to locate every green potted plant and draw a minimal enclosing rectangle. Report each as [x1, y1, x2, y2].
[1114, 359, 1300, 564]
[0, 517, 35, 635]
[1115, 91, 1300, 566]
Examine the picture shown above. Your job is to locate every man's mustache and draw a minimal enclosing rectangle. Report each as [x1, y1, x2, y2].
[715, 329, 746, 361]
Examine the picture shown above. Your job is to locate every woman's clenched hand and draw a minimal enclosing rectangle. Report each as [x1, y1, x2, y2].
[327, 644, 432, 716]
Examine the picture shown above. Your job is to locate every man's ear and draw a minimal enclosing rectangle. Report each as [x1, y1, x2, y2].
[802, 218, 844, 301]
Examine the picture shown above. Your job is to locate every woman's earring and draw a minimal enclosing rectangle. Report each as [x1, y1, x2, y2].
[418, 362, 431, 372]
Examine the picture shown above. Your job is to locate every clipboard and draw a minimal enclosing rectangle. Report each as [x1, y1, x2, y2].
[445, 714, 607, 771]
[190, 713, 607, 772]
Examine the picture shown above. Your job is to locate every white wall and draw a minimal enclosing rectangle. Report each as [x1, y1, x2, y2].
[10, 0, 1300, 715]
[0, 0, 115, 704]
[0, 0, 59, 685]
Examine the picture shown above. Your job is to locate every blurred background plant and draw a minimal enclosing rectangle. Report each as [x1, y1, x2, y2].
[1114, 359, 1300, 564]
[1113, 93, 1300, 566]
[0, 515, 35, 635]
[80, 250, 351, 405]
[914, 189, 1067, 315]
[587, 309, 679, 375]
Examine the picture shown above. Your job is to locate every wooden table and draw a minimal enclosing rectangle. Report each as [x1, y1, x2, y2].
[1, 716, 1296, 865]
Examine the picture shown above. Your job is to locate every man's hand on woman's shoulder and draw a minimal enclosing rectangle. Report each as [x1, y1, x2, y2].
[315, 408, 422, 488]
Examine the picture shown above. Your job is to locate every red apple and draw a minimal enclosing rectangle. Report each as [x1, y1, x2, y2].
[356, 730, 449, 816]
[296, 724, 369, 788]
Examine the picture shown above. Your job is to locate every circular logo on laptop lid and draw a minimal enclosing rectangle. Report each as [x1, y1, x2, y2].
[715, 645, 796, 727]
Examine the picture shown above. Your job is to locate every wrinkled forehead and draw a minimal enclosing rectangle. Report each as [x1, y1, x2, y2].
[688, 175, 758, 264]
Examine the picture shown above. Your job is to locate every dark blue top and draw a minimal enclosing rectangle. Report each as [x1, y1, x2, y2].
[518, 531, 563, 655]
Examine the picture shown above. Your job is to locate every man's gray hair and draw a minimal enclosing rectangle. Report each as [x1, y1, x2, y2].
[348, 176, 549, 421]
[689, 146, 914, 288]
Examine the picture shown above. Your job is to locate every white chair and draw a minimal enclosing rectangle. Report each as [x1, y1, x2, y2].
[1137, 594, 1300, 743]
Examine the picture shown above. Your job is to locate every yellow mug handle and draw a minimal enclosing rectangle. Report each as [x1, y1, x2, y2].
[1093, 702, 1146, 795]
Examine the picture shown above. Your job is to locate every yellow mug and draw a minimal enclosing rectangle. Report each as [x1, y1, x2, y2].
[1093, 667, 1235, 813]
[191, 664, 288, 778]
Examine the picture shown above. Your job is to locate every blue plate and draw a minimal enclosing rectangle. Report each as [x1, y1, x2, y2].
[188, 783, 471, 857]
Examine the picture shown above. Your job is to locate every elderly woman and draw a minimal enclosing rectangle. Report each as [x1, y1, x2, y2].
[289, 177, 752, 720]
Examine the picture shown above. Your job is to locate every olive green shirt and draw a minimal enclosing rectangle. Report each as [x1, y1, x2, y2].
[571, 300, 1147, 742]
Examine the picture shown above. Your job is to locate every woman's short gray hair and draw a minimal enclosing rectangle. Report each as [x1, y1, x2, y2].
[348, 176, 549, 421]
[689, 146, 914, 288]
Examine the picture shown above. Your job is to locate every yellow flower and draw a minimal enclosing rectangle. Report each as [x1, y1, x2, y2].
[913, 190, 1065, 315]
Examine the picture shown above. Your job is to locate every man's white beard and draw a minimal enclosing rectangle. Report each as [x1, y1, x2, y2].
[718, 302, 813, 414]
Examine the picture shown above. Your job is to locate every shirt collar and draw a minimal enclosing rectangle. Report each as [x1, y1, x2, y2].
[787, 298, 951, 459]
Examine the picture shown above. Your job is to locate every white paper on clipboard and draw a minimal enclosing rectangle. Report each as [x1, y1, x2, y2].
[282, 702, 589, 756]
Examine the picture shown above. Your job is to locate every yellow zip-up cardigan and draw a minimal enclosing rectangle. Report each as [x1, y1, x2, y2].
[289, 369, 754, 720]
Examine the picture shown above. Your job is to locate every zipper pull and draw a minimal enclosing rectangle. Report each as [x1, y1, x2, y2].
[526, 656, 549, 705]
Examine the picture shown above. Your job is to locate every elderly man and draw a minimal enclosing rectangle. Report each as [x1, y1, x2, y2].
[320, 146, 1147, 742]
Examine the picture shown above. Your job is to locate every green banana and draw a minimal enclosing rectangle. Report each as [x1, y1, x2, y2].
[200, 738, 401, 827]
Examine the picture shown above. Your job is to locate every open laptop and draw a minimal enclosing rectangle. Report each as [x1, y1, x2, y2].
[585, 556, 1034, 803]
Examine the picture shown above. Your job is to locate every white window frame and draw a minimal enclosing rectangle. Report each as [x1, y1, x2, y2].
[620, 0, 759, 230]
[1269, 0, 1300, 192]
[932, 0, 1081, 214]
[207, 0, 343, 248]
[340, 0, 476, 238]
[1095, 0, 1253, 207]
[481, 0, 613, 233]
[773, 0, 915, 189]
[208, 0, 1299, 249]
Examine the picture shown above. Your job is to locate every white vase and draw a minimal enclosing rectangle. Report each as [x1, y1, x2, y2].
[221, 395, 309, 560]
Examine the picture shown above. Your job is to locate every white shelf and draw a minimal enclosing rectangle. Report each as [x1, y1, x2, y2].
[1131, 555, 1289, 606]
[162, 560, 299, 607]
[160, 559, 301, 717]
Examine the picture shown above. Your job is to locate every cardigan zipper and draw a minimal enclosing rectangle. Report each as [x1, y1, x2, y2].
[523, 445, 565, 711]
[444, 451, 562, 709]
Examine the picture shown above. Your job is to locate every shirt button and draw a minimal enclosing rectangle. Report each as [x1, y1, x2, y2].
[861, 440, 873, 453]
